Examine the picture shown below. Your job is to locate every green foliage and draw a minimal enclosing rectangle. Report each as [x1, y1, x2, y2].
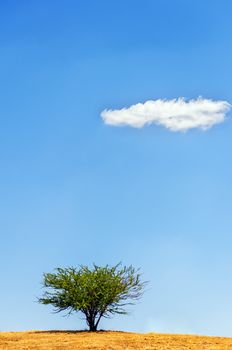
[39, 263, 147, 331]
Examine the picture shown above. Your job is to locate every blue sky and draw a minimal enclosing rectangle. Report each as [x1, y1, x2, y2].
[0, 0, 232, 335]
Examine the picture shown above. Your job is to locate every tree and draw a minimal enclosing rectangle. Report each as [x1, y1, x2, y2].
[38, 263, 147, 331]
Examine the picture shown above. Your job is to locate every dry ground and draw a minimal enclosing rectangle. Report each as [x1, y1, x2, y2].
[0, 331, 232, 350]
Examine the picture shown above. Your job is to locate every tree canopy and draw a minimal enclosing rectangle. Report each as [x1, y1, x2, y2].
[39, 263, 147, 331]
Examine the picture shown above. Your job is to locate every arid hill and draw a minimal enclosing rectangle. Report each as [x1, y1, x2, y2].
[0, 330, 232, 350]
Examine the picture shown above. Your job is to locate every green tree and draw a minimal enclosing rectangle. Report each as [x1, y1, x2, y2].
[38, 263, 147, 331]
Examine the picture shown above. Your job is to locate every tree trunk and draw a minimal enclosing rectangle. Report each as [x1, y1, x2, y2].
[87, 315, 97, 332]
[89, 323, 97, 332]
[86, 311, 103, 332]
[95, 313, 103, 331]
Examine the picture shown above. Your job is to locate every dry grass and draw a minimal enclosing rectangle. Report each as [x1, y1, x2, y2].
[0, 330, 232, 350]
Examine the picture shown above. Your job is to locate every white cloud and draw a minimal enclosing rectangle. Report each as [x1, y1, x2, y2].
[101, 97, 231, 132]
[143, 317, 197, 334]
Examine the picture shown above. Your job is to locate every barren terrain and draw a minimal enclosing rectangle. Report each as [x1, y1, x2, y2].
[0, 331, 232, 350]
